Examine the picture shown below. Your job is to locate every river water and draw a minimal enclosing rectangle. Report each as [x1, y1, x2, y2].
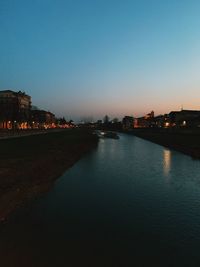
[1, 134, 200, 266]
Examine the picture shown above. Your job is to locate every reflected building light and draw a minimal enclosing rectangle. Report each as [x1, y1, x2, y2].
[163, 149, 171, 178]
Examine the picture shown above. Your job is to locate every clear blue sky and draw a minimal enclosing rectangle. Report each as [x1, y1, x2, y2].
[1, 0, 200, 121]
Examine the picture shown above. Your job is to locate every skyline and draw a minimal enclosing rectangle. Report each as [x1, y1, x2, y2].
[1, 0, 200, 120]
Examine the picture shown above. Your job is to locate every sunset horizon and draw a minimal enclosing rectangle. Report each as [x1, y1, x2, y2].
[1, 0, 200, 120]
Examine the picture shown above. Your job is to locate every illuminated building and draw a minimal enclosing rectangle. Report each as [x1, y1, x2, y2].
[0, 90, 31, 129]
[169, 110, 200, 127]
[135, 111, 155, 128]
[31, 109, 56, 129]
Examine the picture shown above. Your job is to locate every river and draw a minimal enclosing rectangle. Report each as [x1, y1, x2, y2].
[1, 133, 200, 266]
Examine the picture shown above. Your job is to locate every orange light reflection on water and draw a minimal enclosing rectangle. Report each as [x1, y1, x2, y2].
[163, 149, 171, 179]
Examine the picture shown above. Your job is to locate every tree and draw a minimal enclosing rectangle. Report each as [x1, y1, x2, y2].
[112, 118, 119, 123]
[103, 115, 110, 124]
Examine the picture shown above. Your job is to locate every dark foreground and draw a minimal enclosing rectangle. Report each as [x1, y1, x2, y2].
[1, 133, 200, 267]
[132, 128, 200, 159]
[0, 129, 98, 221]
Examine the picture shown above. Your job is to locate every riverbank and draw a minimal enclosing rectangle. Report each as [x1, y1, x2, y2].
[131, 128, 200, 159]
[0, 129, 98, 221]
[0, 128, 63, 139]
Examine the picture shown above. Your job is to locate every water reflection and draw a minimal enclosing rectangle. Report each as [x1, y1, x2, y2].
[2, 135, 200, 266]
[163, 149, 171, 177]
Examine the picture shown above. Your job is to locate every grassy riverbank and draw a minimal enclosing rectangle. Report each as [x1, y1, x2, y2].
[0, 129, 98, 221]
[131, 128, 200, 159]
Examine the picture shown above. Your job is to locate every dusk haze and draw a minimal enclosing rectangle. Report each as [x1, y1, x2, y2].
[1, 0, 200, 120]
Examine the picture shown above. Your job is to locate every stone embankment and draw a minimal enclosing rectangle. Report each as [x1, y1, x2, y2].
[0, 129, 98, 221]
[0, 128, 62, 139]
[131, 128, 200, 159]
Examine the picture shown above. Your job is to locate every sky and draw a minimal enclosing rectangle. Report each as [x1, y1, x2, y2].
[1, 0, 200, 121]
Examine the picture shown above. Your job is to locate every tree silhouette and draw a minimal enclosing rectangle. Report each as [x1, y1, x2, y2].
[103, 115, 110, 124]
[112, 118, 119, 123]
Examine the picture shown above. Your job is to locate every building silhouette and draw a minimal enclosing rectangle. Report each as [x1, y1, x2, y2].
[31, 109, 56, 129]
[0, 90, 31, 129]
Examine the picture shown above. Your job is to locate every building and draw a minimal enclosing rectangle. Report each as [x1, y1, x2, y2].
[169, 110, 200, 127]
[154, 114, 170, 128]
[0, 90, 31, 129]
[31, 110, 56, 129]
[122, 116, 134, 130]
[135, 111, 155, 128]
